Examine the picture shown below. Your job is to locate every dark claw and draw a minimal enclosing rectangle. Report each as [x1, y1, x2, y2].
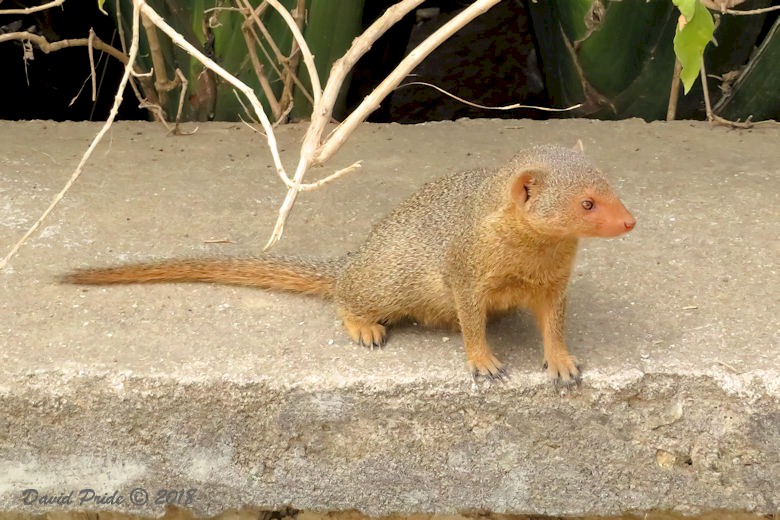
[469, 366, 509, 383]
[552, 375, 582, 389]
[359, 337, 386, 350]
[542, 361, 548, 370]
[493, 366, 510, 381]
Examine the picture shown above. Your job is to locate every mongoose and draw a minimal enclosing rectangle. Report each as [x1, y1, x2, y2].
[64, 145, 635, 384]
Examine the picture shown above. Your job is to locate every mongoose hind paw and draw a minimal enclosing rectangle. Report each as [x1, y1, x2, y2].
[342, 312, 387, 350]
[359, 331, 387, 350]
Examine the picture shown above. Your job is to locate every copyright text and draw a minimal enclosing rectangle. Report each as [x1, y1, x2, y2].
[21, 488, 198, 507]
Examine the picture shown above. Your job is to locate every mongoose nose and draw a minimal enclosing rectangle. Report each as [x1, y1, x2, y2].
[624, 218, 636, 231]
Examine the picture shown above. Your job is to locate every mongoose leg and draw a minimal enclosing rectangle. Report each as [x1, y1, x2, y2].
[534, 294, 580, 386]
[339, 308, 387, 349]
[455, 293, 506, 379]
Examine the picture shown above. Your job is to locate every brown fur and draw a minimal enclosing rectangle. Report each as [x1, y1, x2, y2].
[64, 145, 635, 384]
[64, 257, 341, 297]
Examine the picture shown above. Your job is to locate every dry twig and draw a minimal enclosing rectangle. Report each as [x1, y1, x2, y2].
[666, 59, 682, 121]
[0, 31, 129, 64]
[723, 5, 780, 15]
[0, 4, 143, 270]
[397, 81, 583, 112]
[87, 28, 97, 101]
[0, 0, 65, 15]
[700, 63, 754, 128]
[263, 0, 504, 249]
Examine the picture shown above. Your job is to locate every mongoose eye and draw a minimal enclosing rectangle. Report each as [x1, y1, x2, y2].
[581, 200, 594, 210]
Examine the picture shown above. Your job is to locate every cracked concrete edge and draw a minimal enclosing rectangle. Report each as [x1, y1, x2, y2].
[1, 369, 778, 517]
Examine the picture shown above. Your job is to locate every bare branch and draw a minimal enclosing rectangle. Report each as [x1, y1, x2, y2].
[88, 28, 97, 101]
[666, 58, 682, 121]
[245, 17, 315, 109]
[0, 0, 64, 15]
[700, 61, 753, 129]
[263, 0, 429, 249]
[241, 21, 281, 119]
[310, 0, 425, 150]
[114, 0, 157, 118]
[0, 31, 129, 64]
[141, 11, 175, 106]
[397, 81, 582, 112]
[263, 0, 322, 106]
[134, 1, 294, 189]
[1, 3, 142, 270]
[315, 0, 502, 165]
[264, 0, 502, 249]
[298, 161, 363, 190]
[172, 68, 192, 134]
[725, 5, 780, 15]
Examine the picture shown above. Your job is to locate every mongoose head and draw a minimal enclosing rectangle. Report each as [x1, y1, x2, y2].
[508, 145, 636, 238]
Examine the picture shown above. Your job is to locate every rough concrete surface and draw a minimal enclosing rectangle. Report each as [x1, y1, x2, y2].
[0, 119, 778, 518]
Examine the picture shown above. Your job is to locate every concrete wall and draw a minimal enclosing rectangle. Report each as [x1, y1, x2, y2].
[1, 120, 778, 518]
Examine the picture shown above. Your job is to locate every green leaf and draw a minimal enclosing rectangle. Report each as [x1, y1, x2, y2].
[673, 0, 714, 94]
[96, 0, 107, 15]
[672, 0, 696, 21]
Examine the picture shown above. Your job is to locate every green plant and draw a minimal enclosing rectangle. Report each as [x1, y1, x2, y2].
[673, 0, 715, 93]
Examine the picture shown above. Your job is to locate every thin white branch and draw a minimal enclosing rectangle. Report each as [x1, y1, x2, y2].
[397, 81, 583, 112]
[88, 28, 97, 101]
[233, 89, 261, 126]
[134, 1, 296, 189]
[724, 5, 780, 15]
[138, 0, 346, 194]
[263, 0, 426, 250]
[262, 0, 322, 106]
[0, 0, 64, 15]
[1, 3, 142, 270]
[264, 0, 496, 249]
[239, 0, 313, 107]
[315, 0, 502, 165]
[0, 31, 129, 64]
[297, 161, 363, 190]
[311, 0, 424, 154]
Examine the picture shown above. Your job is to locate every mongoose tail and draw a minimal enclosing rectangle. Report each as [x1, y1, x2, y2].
[63, 256, 340, 297]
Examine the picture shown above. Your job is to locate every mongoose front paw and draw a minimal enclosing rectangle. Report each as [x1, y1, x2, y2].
[342, 317, 387, 349]
[468, 353, 507, 380]
[543, 355, 581, 387]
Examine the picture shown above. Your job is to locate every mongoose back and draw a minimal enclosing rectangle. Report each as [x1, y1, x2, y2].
[65, 145, 636, 384]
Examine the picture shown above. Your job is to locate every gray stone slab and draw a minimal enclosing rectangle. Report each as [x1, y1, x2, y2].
[0, 120, 778, 517]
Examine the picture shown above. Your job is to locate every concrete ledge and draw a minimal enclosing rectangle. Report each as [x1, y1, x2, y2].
[1, 120, 778, 517]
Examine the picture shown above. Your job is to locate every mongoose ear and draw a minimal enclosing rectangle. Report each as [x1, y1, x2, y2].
[573, 139, 585, 152]
[511, 171, 536, 204]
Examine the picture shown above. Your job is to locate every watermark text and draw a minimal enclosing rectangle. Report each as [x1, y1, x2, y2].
[20, 487, 198, 508]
